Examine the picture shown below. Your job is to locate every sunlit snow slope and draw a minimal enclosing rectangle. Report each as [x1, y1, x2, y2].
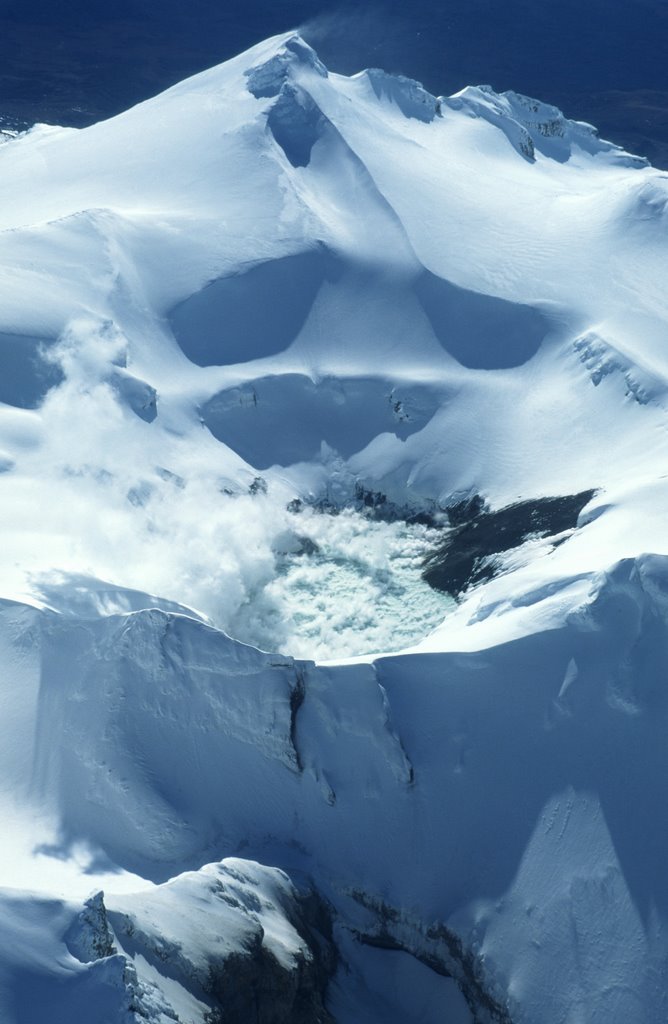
[1, 29, 668, 1024]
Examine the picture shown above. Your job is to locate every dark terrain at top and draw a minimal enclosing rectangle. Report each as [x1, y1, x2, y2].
[1, 0, 667, 167]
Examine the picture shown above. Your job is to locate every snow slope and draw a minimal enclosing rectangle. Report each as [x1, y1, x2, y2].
[0, 28, 668, 1023]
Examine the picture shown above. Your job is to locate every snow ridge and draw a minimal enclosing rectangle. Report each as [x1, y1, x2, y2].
[444, 84, 648, 164]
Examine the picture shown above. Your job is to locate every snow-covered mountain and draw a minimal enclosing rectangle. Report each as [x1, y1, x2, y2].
[1, 29, 668, 1023]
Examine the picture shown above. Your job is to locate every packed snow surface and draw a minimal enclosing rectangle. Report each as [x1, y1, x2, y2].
[1, 27, 668, 1024]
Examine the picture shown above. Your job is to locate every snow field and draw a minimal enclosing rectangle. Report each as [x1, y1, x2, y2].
[0, 26, 666, 1024]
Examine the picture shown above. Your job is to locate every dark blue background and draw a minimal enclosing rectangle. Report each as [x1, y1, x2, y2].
[1, 0, 667, 166]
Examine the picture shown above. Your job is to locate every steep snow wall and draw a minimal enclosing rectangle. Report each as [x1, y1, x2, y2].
[0, 554, 665, 1021]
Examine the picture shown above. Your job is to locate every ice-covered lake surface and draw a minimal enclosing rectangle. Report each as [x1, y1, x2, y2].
[228, 509, 455, 660]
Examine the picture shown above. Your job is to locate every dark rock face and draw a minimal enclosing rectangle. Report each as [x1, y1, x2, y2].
[423, 490, 596, 596]
[107, 872, 337, 1024]
[206, 940, 334, 1024]
[199, 884, 336, 1024]
[65, 891, 117, 963]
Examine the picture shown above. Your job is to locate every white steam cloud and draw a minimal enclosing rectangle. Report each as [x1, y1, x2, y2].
[0, 319, 452, 661]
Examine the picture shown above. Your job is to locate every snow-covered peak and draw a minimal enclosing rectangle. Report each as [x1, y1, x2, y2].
[444, 83, 648, 165]
[1, 28, 668, 1024]
[0, 26, 663, 638]
[245, 33, 328, 98]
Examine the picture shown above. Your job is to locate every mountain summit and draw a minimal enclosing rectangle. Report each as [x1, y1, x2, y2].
[0, 31, 667, 1024]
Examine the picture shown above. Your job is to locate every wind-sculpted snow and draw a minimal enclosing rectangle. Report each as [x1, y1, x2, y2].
[1, 26, 668, 1024]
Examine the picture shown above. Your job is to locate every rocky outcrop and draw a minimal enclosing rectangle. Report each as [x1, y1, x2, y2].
[107, 860, 336, 1024]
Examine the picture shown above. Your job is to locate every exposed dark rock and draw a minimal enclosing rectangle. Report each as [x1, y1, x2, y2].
[343, 483, 443, 526]
[249, 475, 268, 495]
[204, 887, 336, 1024]
[355, 482, 388, 511]
[109, 866, 337, 1024]
[205, 943, 332, 1024]
[65, 890, 117, 963]
[423, 489, 597, 596]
